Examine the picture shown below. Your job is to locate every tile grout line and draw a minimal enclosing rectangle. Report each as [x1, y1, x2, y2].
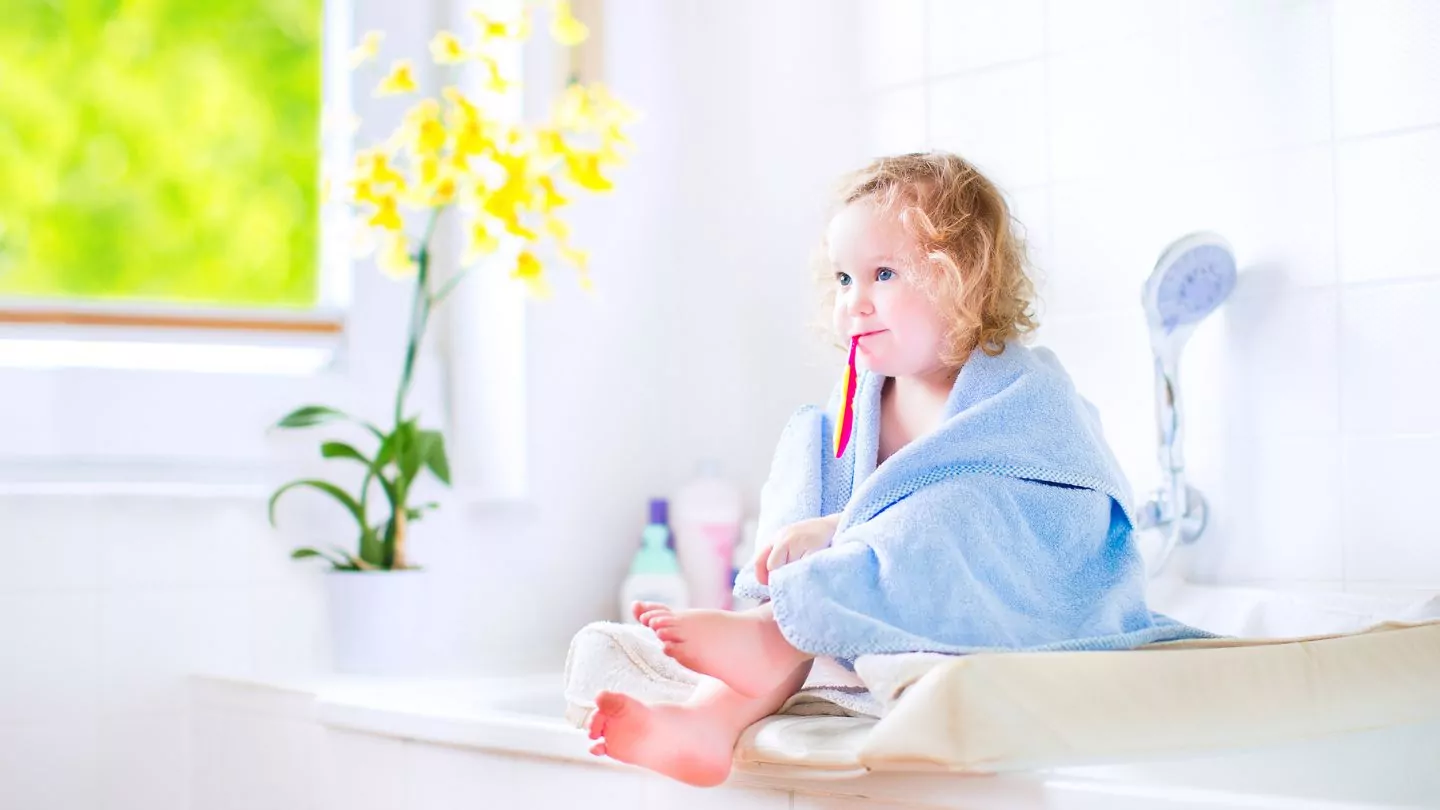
[1326, 0, 1348, 587]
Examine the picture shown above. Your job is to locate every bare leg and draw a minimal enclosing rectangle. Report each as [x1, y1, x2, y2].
[633, 601, 812, 698]
[586, 659, 812, 787]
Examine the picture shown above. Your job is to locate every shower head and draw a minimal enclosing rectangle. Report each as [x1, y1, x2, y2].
[1142, 231, 1237, 366]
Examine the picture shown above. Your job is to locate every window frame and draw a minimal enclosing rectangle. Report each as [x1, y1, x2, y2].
[0, 0, 531, 505]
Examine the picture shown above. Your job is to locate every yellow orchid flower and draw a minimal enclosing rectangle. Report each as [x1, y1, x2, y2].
[431, 176, 459, 206]
[417, 155, 440, 186]
[564, 150, 612, 191]
[415, 117, 447, 156]
[477, 55, 515, 94]
[443, 85, 480, 122]
[349, 30, 384, 69]
[550, 0, 589, 46]
[553, 83, 592, 130]
[353, 151, 406, 199]
[502, 216, 538, 241]
[463, 219, 500, 263]
[543, 215, 569, 242]
[349, 177, 379, 204]
[535, 128, 567, 163]
[470, 8, 531, 41]
[452, 117, 491, 158]
[375, 60, 417, 95]
[512, 250, 550, 299]
[429, 31, 468, 63]
[557, 242, 588, 270]
[537, 175, 568, 211]
[377, 232, 416, 277]
[337, 11, 635, 307]
[367, 194, 405, 231]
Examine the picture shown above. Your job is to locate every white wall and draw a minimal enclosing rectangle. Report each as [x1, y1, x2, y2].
[5, 1, 1440, 807]
[862, 0, 1440, 593]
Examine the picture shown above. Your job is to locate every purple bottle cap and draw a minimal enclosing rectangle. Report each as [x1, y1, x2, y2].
[648, 498, 668, 526]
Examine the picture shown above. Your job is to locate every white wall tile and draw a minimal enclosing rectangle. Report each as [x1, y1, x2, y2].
[1342, 437, 1440, 583]
[1183, 287, 1341, 440]
[1049, 146, 1336, 315]
[1046, 0, 1292, 54]
[926, 0, 1043, 75]
[0, 591, 100, 723]
[188, 587, 255, 679]
[1008, 188, 1052, 314]
[0, 719, 100, 810]
[251, 583, 330, 675]
[1049, 2, 1331, 182]
[1336, 127, 1440, 284]
[1185, 435, 1344, 583]
[1034, 310, 1159, 496]
[1332, 0, 1440, 138]
[100, 590, 192, 714]
[0, 499, 101, 590]
[100, 712, 190, 810]
[861, 86, 929, 158]
[101, 504, 206, 589]
[1339, 282, 1440, 436]
[857, 0, 927, 90]
[928, 61, 1048, 190]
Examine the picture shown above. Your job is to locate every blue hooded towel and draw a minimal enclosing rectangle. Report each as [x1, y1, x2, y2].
[733, 342, 1216, 661]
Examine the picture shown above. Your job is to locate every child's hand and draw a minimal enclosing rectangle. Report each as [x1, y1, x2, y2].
[754, 514, 841, 586]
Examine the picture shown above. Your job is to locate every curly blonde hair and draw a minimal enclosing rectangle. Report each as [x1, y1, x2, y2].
[813, 151, 1039, 366]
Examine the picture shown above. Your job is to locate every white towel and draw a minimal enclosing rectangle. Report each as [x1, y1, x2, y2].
[563, 621, 883, 724]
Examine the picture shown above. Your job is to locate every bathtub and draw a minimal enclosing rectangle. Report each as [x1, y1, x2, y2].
[190, 582, 1440, 810]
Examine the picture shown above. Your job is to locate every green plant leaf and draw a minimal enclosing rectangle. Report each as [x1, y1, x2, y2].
[405, 501, 441, 522]
[358, 526, 385, 569]
[291, 546, 351, 568]
[321, 440, 373, 467]
[268, 478, 365, 529]
[392, 420, 425, 488]
[273, 405, 385, 440]
[417, 430, 451, 485]
[330, 544, 374, 570]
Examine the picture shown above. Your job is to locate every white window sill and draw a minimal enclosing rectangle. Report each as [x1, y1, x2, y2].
[0, 338, 336, 376]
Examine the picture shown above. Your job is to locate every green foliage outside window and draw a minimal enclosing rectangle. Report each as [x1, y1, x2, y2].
[0, 0, 322, 308]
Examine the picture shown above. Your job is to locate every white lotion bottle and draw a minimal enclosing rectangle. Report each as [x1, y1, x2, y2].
[671, 460, 744, 610]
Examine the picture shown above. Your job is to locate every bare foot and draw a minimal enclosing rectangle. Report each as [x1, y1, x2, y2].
[641, 605, 810, 698]
[585, 691, 734, 787]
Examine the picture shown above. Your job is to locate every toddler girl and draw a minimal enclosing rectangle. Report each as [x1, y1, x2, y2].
[585, 151, 1208, 787]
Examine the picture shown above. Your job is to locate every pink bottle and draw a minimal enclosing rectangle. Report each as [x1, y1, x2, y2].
[670, 459, 744, 610]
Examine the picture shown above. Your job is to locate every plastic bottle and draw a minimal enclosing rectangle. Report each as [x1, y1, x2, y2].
[619, 499, 689, 622]
[671, 460, 744, 610]
[731, 517, 761, 611]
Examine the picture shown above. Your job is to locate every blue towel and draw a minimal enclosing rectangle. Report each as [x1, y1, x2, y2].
[734, 342, 1217, 660]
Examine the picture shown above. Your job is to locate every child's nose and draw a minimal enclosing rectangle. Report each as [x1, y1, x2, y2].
[845, 289, 874, 317]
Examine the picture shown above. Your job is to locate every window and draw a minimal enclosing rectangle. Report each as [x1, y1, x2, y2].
[0, 0, 323, 309]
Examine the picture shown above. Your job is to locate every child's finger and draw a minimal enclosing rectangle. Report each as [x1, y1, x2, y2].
[766, 543, 790, 578]
[754, 543, 773, 586]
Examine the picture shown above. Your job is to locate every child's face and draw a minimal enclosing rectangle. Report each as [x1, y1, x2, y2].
[827, 199, 950, 378]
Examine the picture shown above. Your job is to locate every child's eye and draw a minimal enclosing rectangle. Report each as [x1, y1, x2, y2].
[876, 267, 896, 281]
[835, 271, 852, 286]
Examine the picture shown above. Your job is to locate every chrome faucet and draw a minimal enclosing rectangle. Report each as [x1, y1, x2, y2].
[1134, 232, 1236, 575]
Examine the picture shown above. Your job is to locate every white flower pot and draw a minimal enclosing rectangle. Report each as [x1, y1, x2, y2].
[325, 568, 431, 675]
